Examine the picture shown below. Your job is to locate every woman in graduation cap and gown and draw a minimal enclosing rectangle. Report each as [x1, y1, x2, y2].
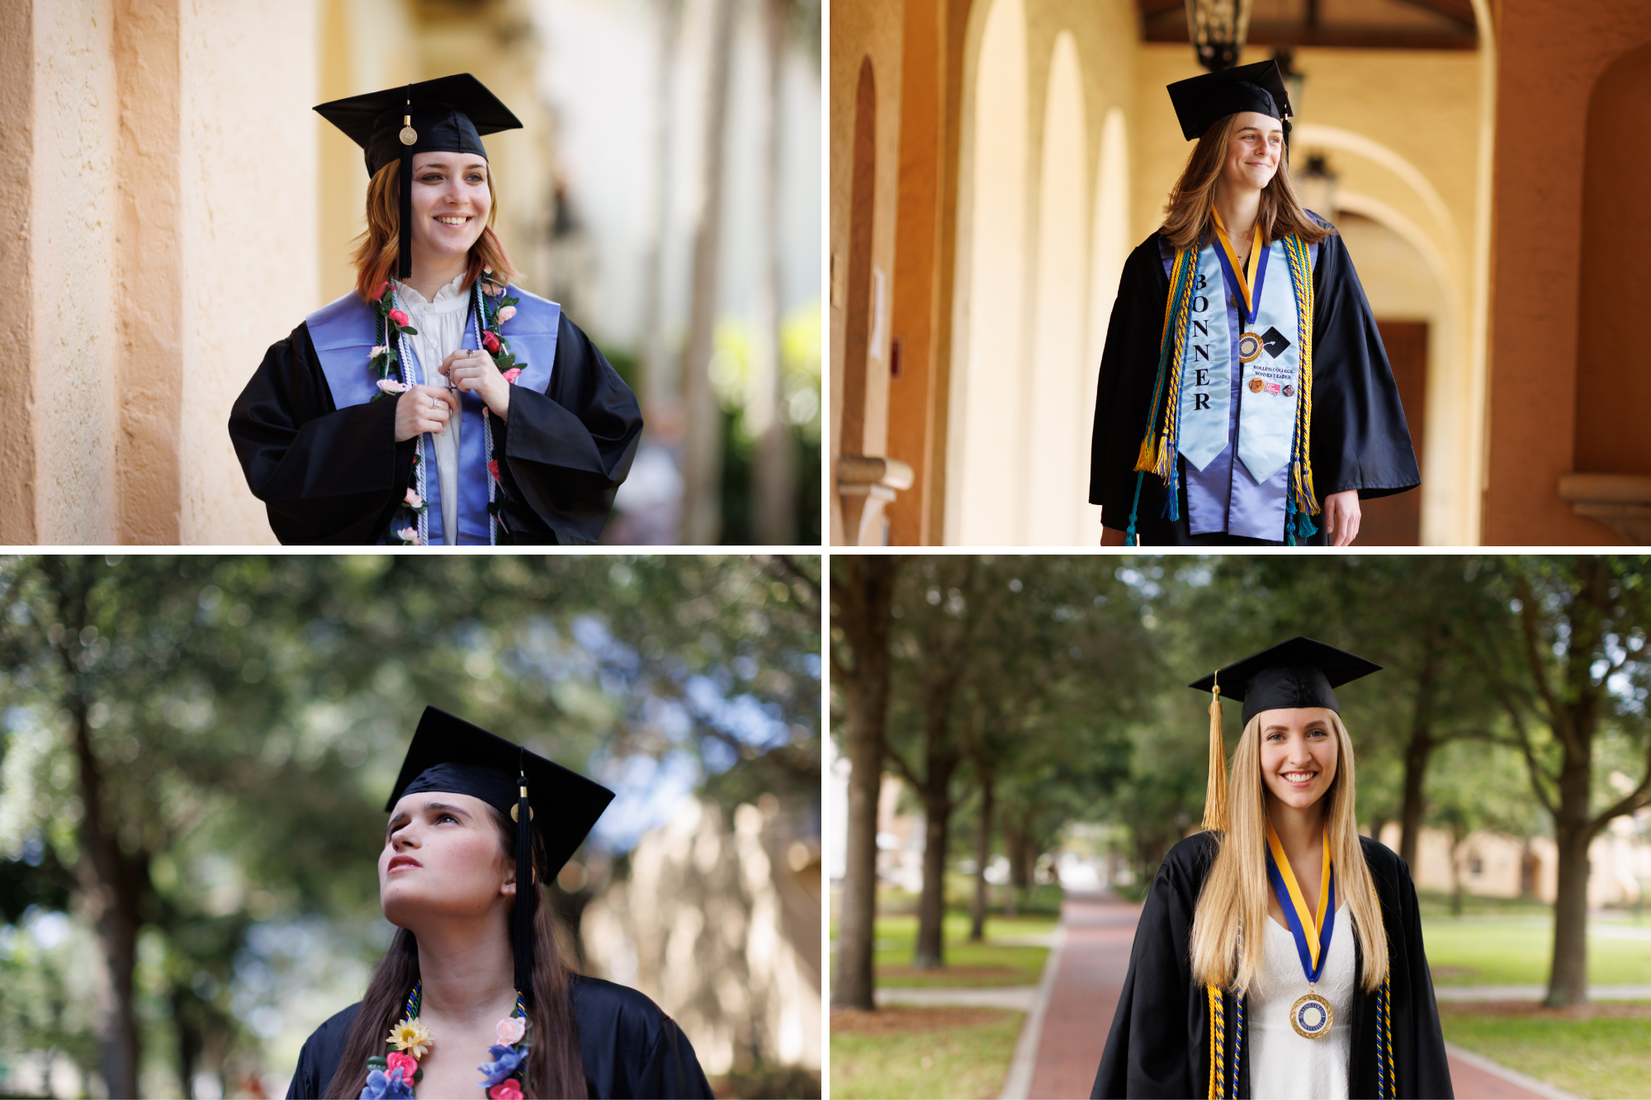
[229, 75, 642, 545]
[287, 708, 713, 1099]
[1089, 61, 1419, 546]
[1092, 639, 1452, 1099]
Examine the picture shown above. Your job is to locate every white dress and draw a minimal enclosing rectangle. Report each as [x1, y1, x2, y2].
[1246, 904, 1355, 1099]
[395, 273, 472, 545]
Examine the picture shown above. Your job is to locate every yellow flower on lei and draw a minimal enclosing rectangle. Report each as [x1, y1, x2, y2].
[388, 1018, 433, 1059]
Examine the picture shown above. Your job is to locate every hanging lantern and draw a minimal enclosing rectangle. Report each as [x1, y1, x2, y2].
[1184, 0, 1254, 73]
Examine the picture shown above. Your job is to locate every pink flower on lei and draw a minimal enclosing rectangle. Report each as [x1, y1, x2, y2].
[404, 488, 423, 509]
[385, 1051, 418, 1081]
[487, 460, 501, 483]
[377, 378, 409, 395]
[481, 330, 501, 353]
[388, 308, 410, 326]
[395, 527, 419, 545]
[501, 368, 522, 385]
[496, 1017, 526, 1045]
[496, 305, 517, 323]
[488, 1081, 523, 1100]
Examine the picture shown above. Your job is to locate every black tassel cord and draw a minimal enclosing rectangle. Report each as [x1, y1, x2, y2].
[513, 749, 535, 1000]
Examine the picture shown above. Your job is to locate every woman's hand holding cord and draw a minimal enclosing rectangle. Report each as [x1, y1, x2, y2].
[394, 384, 460, 443]
[440, 348, 511, 421]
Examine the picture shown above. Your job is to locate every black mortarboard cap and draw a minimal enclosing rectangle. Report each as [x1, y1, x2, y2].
[314, 74, 523, 279]
[1189, 636, 1382, 726]
[386, 706, 614, 999]
[1166, 59, 1294, 142]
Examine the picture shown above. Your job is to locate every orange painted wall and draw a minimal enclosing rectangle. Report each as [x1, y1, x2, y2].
[1482, 1, 1651, 545]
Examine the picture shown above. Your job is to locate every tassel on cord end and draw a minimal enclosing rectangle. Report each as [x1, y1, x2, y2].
[1201, 676, 1228, 833]
[1134, 435, 1159, 474]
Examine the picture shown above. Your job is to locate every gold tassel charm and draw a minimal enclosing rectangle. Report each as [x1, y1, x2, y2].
[1202, 673, 1228, 832]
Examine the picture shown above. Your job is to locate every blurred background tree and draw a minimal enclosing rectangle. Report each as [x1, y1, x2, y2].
[0, 554, 820, 1099]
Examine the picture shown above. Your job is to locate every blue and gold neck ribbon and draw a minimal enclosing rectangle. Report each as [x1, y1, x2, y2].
[1211, 208, 1266, 323]
[1263, 822, 1335, 981]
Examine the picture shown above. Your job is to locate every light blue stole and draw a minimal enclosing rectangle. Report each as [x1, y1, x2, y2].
[306, 285, 562, 544]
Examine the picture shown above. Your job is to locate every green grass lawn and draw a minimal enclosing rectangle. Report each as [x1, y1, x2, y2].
[1441, 1009, 1651, 1099]
[873, 912, 1056, 987]
[1421, 917, 1651, 986]
[830, 1007, 1024, 1099]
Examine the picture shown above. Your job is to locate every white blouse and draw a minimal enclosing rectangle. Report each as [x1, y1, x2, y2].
[394, 273, 474, 544]
[1246, 905, 1355, 1099]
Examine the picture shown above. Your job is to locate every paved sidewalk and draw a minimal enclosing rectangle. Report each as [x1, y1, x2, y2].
[1004, 889, 1566, 1100]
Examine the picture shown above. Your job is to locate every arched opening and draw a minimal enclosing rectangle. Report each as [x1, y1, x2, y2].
[1025, 31, 1088, 545]
[949, 0, 1027, 544]
[1573, 41, 1651, 477]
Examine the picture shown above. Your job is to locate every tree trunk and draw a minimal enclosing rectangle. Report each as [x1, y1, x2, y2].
[1398, 643, 1438, 870]
[54, 563, 143, 1100]
[1546, 755, 1594, 1006]
[912, 777, 954, 969]
[639, 0, 681, 412]
[750, 0, 794, 544]
[1448, 827, 1465, 917]
[1001, 810, 1022, 916]
[969, 771, 993, 942]
[831, 557, 899, 1009]
[680, 0, 735, 544]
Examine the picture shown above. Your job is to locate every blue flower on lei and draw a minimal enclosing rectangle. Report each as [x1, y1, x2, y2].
[359, 1065, 415, 1100]
[477, 1042, 528, 1088]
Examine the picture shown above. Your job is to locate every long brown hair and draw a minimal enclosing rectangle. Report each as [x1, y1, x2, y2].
[1160, 114, 1333, 253]
[323, 806, 587, 1098]
[1188, 711, 1389, 994]
[351, 159, 519, 302]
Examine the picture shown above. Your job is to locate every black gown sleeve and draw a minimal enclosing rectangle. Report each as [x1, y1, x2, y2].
[493, 313, 643, 545]
[1305, 231, 1422, 502]
[287, 1003, 361, 1099]
[1358, 838, 1453, 1099]
[1092, 834, 1219, 1099]
[571, 975, 715, 1099]
[1088, 236, 1174, 531]
[228, 324, 417, 544]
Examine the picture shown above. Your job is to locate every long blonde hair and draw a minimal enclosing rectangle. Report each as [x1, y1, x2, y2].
[1160, 114, 1333, 253]
[1189, 710, 1388, 993]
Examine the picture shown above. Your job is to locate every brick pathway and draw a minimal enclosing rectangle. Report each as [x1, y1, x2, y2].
[1019, 889, 1558, 1099]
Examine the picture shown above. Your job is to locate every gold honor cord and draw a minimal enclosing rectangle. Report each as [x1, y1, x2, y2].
[1210, 207, 1264, 317]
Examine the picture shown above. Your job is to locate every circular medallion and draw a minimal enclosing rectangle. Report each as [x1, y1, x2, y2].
[1238, 332, 1262, 363]
[1248, 377, 1264, 393]
[1283, 384, 1295, 397]
[1290, 992, 1333, 1039]
[399, 125, 418, 146]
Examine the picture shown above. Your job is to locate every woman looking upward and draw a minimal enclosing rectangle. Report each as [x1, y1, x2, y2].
[1089, 61, 1419, 546]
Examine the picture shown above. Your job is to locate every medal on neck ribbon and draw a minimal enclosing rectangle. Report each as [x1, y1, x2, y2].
[1263, 821, 1336, 1039]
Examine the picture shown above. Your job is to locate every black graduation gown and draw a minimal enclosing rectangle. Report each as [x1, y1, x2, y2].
[1088, 227, 1420, 545]
[1092, 833, 1452, 1100]
[228, 309, 642, 545]
[286, 975, 714, 1099]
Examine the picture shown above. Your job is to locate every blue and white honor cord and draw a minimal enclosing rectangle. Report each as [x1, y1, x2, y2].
[386, 292, 431, 547]
[472, 280, 498, 545]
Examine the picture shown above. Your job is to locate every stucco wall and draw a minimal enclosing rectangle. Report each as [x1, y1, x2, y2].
[179, 0, 319, 545]
[32, 0, 121, 543]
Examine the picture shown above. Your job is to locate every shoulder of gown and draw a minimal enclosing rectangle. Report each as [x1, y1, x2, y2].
[569, 974, 715, 1098]
[1302, 220, 1423, 501]
[494, 310, 644, 545]
[287, 1002, 362, 1099]
[286, 980, 714, 1100]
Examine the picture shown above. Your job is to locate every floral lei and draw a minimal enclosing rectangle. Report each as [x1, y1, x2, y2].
[365, 268, 527, 547]
[360, 981, 532, 1100]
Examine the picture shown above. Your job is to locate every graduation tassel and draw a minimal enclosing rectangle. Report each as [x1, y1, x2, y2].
[512, 749, 535, 1001]
[1201, 673, 1228, 833]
